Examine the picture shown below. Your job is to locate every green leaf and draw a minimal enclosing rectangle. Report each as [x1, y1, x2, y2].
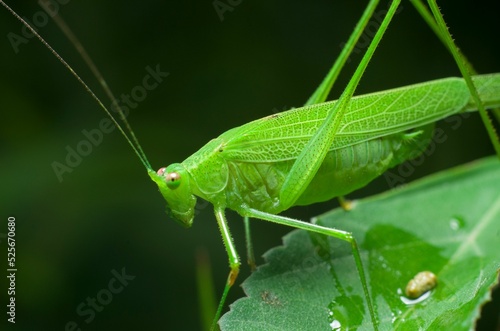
[219, 157, 500, 330]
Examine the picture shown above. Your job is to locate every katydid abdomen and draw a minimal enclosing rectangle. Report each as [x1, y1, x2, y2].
[223, 128, 431, 211]
[173, 74, 500, 216]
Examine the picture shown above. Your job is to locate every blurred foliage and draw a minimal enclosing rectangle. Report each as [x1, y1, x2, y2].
[0, 1, 499, 330]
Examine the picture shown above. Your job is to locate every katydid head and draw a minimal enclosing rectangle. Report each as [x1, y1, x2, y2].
[148, 163, 197, 228]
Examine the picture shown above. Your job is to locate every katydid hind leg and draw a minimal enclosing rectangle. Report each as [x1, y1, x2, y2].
[305, 0, 380, 106]
[279, 0, 402, 210]
[243, 216, 256, 271]
[426, 0, 500, 158]
[411, 0, 500, 145]
[410, 0, 476, 74]
[308, 1, 384, 211]
[242, 207, 378, 330]
[270, 3, 403, 328]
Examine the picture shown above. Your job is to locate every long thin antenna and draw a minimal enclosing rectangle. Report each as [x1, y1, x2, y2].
[0, 0, 153, 170]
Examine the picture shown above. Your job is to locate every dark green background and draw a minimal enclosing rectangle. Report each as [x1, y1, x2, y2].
[1, 1, 499, 330]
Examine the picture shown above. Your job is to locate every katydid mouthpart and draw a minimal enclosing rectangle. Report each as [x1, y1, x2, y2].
[2, 0, 499, 330]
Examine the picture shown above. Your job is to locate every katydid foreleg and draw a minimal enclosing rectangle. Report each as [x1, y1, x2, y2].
[212, 208, 240, 331]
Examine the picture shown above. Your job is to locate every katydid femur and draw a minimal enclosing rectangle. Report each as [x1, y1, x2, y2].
[2, 0, 499, 330]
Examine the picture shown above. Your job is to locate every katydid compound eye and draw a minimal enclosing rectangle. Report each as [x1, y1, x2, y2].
[165, 172, 181, 190]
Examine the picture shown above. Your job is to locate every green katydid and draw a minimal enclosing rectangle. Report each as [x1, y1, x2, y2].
[2, 0, 499, 330]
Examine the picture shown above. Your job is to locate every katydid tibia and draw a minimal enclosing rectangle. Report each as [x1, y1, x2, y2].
[2, 0, 500, 330]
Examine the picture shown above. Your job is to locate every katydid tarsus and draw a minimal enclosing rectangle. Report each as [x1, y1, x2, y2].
[2, 0, 500, 330]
